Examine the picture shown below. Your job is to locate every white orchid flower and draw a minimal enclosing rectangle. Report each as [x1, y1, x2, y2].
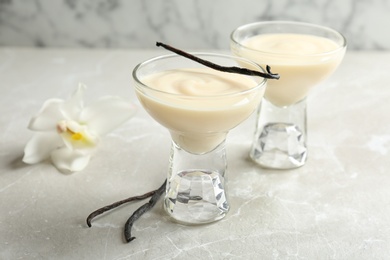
[23, 84, 136, 173]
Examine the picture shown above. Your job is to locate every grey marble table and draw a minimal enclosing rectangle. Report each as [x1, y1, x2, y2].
[0, 48, 389, 259]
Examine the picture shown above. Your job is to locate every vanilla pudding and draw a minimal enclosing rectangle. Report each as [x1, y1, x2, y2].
[135, 68, 265, 154]
[232, 33, 346, 107]
[230, 21, 347, 169]
[133, 53, 267, 224]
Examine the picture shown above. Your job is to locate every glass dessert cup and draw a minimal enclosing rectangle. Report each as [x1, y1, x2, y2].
[132, 53, 267, 224]
[231, 21, 347, 169]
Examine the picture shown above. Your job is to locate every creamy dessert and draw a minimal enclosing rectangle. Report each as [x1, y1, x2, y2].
[233, 33, 345, 107]
[136, 68, 265, 154]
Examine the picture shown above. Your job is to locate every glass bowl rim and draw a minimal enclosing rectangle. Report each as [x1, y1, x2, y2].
[230, 20, 347, 57]
[132, 52, 268, 98]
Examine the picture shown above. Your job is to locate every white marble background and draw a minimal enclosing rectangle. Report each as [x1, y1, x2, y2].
[0, 0, 389, 50]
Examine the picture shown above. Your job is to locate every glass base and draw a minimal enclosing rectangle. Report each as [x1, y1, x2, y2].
[250, 98, 307, 169]
[250, 122, 307, 169]
[164, 170, 228, 224]
[164, 141, 229, 224]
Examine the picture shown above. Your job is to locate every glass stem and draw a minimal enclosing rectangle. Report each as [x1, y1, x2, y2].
[164, 140, 230, 224]
[250, 98, 308, 169]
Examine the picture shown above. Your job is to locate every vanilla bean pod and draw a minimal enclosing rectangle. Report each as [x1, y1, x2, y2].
[86, 192, 153, 227]
[86, 180, 166, 228]
[156, 42, 280, 80]
[124, 179, 167, 242]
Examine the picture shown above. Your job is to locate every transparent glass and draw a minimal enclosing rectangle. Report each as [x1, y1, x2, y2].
[133, 53, 267, 224]
[231, 21, 347, 169]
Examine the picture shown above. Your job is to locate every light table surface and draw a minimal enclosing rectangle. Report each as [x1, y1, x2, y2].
[0, 48, 389, 259]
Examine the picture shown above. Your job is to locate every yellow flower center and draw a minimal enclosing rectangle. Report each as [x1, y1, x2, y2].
[56, 120, 98, 149]
[71, 132, 83, 141]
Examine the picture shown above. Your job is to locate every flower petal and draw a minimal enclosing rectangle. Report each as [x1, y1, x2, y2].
[23, 132, 63, 164]
[80, 96, 136, 136]
[51, 147, 91, 173]
[60, 83, 86, 121]
[28, 99, 64, 131]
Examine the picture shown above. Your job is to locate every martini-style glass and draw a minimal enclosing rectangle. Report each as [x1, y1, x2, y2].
[231, 21, 346, 169]
[133, 53, 267, 224]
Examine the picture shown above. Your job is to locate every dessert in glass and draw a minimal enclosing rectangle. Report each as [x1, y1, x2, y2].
[231, 21, 346, 169]
[133, 53, 267, 224]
